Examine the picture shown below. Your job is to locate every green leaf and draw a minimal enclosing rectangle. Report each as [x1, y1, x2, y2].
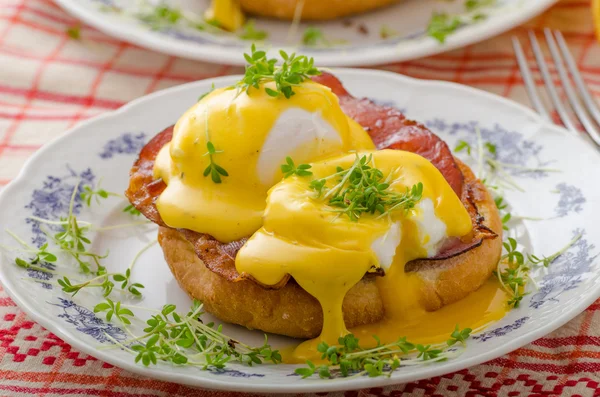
[213, 164, 229, 176]
[484, 142, 497, 155]
[211, 167, 222, 183]
[119, 308, 134, 317]
[317, 365, 331, 379]
[294, 367, 315, 378]
[147, 334, 160, 348]
[265, 87, 279, 97]
[198, 83, 216, 101]
[302, 26, 325, 46]
[15, 258, 29, 269]
[206, 141, 216, 154]
[235, 45, 321, 100]
[465, 0, 496, 11]
[162, 304, 176, 316]
[454, 140, 472, 155]
[113, 274, 127, 282]
[238, 20, 268, 41]
[94, 303, 111, 312]
[427, 13, 461, 43]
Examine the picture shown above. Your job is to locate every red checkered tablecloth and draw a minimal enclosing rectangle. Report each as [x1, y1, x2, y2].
[1, 0, 600, 395]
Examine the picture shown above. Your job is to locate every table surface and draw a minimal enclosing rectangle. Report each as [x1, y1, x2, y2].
[1, 0, 600, 395]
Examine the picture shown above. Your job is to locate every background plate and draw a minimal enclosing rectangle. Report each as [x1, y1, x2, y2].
[53, 0, 557, 66]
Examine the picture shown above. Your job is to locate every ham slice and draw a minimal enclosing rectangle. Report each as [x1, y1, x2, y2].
[125, 73, 497, 285]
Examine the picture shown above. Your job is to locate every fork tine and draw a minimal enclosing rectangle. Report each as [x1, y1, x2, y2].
[512, 37, 550, 120]
[544, 29, 600, 146]
[528, 31, 579, 132]
[554, 31, 600, 127]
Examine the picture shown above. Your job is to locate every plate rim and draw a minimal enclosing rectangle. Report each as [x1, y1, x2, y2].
[52, 0, 559, 66]
[1, 68, 599, 392]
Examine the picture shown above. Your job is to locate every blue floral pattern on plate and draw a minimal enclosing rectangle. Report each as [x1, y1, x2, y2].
[426, 120, 551, 179]
[99, 132, 147, 159]
[530, 230, 598, 309]
[25, 166, 95, 247]
[27, 261, 56, 290]
[49, 298, 127, 343]
[473, 317, 530, 342]
[554, 183, 586, 218]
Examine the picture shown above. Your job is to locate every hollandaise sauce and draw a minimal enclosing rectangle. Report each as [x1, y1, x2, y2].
[235, 150, 507, 363]
[153, 82, 374, 242]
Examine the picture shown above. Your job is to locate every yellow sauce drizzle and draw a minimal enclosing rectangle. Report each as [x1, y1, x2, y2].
[235, 150, 481, 362]
[285, 278, 508, 363]
[153, 82, 373, 242]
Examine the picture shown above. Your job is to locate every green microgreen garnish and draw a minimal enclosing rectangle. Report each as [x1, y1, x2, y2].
[94, 298, 135, 325]
[138, 4, 182, 30]
[495, 237, 530, 308]
[465, 0, 497, 11]
[309, 178, 327, 197]
[380, 25, 398, 39]
[80, 182, 140, 217]
[453, 131, 559, 193]
[501, 212, 512, 231]
[57, 266, 144, 298]
[135, 3, 224, 34]
[427, 0, 498, 44]
[528, 234, 582, 268]
[452, 132, 575, 308]
[300, 27, 346, 47]
[302, 26, 326, 46]
[198, 83, 216, 102]
[455, 140, 472, 155]
[447, 324, 472, 346]
[103, 299, 282, 369]
[494, 196, 507, 210]
[5, 181, 284, 373]
[295, 327, 471, 378]
[238, 20, 268, 41]
[201, 107, 228, 184]
[123, 204, 142, 216]
[203, 141, 228, 184]
[427, 13, 460, 43]
[235, 44, 321, 99]
[80, 182, 120, 207]
[310, 154, 423, 221]
[484, 142, 497, 155]
[280, 156, 312, 178]
[9, 237, 57, 267]
[5, 182, 147, 300]
[494, 234, 581, 308]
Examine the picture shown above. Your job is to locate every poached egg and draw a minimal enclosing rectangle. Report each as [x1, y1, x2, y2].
[153, 81, 374, 242]
[235, 150, 474, 356]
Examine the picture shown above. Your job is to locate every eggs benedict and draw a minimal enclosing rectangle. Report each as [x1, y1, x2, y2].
[153, 80, 373, 242]
[238, 0, 399, 21]
[125, 49, 503, 363]
[205, 0, 399, 30]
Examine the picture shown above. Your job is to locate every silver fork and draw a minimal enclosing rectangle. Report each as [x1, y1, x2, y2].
[512, 29, 600, 146]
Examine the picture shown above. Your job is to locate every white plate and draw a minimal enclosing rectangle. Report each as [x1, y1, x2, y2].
[53, 0, 557, 66]
[0, 70, 599, 393]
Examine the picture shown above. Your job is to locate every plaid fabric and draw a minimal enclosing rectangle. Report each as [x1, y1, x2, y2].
[1, 0, 599, 395]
